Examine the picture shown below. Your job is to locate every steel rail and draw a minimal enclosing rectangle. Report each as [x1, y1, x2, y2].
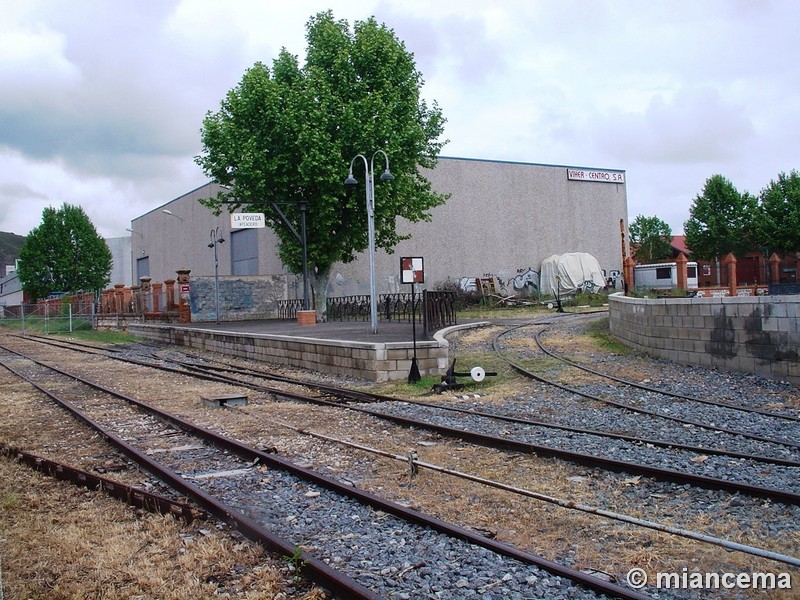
[179, 360, 799, 468]
[0, 443, 203, 522]
[493, 325, 800, 450]
[7, 335, 800, 505]
[0, 343, 651, 600]
[531, 325, 800, 422]
[253, 415, 800, 569]
[0, 352, 381, 600]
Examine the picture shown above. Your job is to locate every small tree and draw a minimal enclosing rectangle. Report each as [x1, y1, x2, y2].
[684, 174, 758, 261]
[195, 11, 448, 318]
[18, 203, 112, 300]
[628, 215, 673, 263]
[754, 169, 800, 256]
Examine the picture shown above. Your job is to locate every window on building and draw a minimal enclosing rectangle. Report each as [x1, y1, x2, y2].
[136, 256, 150, 279]
[231, 228, 258, 275]
[656, 267, 672, 280]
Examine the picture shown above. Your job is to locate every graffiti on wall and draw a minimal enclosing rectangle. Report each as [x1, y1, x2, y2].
[458, 267, 540, 298]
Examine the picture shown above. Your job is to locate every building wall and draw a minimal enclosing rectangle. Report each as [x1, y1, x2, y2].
[609, 293, 800, 386]
[106, 236, 132, 287]
[129, 157, 627, 300]
[0, 271, 23, 306]
[336, 157, 628, 297]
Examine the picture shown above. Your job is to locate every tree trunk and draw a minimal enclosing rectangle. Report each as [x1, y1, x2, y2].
[309, 269, 330, 322]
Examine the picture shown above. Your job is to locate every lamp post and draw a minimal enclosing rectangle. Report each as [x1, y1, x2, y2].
[208, 227, 225, 324]
[344, 150, 393, 334]
[162, 209, 183, 222]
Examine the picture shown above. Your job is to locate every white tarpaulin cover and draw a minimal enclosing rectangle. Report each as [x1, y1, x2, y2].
[540, 252, 607, 297]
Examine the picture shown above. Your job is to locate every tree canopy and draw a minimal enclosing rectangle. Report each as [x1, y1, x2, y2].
[195, 11, 448, 314]
[18, 203, 112, 300]
[754, 169, 800, 255]
[628, 215, 673, 263]
[683, 174, 758, 260]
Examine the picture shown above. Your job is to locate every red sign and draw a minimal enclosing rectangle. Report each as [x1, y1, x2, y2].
[401, 256, 424, 284]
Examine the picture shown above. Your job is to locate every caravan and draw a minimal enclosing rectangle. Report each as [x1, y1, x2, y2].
[634, 262, 698, 290]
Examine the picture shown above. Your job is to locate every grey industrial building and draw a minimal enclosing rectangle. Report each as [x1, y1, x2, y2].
[128, 156, 628, 315]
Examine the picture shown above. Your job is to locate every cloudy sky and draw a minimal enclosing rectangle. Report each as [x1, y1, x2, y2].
[1, 0, 798, 239]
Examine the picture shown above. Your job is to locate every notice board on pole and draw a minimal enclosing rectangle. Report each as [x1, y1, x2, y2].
[400, 256, 424, 284]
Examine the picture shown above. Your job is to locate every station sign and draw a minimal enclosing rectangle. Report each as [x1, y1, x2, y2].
[231, 213, 266, 229]
[567, 168, 625, 184]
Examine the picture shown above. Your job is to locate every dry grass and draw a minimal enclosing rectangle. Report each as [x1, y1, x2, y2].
[0, 459, 330, 599]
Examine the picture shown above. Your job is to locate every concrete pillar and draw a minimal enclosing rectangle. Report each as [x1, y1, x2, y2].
[676, 252, 688, 290]
[725, 253, 737, 297]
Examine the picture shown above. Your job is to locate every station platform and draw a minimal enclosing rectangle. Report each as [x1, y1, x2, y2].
[129, 318, 488, 382]
[171, 318, 435, 344]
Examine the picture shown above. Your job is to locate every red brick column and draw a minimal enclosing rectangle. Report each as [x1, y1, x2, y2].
[151, 282, 162, 313]
[725, 253, 737, 297]
[114, 284, 125, 313]
[769, 253, 781, 285]
[176, 269, 191, 324]
[623, 256, 636, 295]
[164, 279, 176, 310]
[676, 252, 688, 290]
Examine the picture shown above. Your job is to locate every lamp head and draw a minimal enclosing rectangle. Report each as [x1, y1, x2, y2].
[344, 174, 358, 187]
[379, 169, 394, 182]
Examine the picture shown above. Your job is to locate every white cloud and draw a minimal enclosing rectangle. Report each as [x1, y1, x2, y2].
[0, 0, 798, 238]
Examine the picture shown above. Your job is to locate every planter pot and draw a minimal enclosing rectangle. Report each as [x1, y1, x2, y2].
[296, 310, 316, 326]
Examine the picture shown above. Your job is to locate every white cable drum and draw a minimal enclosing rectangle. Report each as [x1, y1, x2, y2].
[470, 366, 485, 382]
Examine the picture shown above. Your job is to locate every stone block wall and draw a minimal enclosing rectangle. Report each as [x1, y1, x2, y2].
[126, 323, 454, 382]
[609, 293, 800, 386]
[189, 275, 287, 322]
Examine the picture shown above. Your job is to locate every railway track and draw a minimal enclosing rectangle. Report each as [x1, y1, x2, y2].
[0, 338, 646, 600]
[4, 327, 799, 598]
[17, 331, 800, 504]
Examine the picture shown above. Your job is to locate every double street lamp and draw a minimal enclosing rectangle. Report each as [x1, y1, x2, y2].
[344, 150, 393, 334]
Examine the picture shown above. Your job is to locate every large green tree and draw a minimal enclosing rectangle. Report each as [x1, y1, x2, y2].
[754, 169, 800, 255]
[18, 203, 112, 300]
[628, 215, 673, 263]
[683, 174, 758, 261]
[195, 11, 447, 316]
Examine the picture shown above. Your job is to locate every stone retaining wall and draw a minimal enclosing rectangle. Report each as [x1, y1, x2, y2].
[608, 293, 799, 386]
[126, 322, 473, 382]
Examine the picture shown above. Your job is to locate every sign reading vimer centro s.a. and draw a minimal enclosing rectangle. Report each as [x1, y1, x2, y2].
[230, 213, 266, 229]
[567, 168, 625, 184]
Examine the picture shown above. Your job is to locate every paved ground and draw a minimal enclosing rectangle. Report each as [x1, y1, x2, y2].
[171, 318, 449, 344]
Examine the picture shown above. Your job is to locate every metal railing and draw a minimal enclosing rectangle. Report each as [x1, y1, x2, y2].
[276, 298, 305, 319]
[326, 291, 457, 333]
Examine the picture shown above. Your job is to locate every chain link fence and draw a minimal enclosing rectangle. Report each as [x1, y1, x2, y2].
[0, 301, 95, 334]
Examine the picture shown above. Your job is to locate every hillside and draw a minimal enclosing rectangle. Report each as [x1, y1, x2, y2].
[0, 231, 26, 271]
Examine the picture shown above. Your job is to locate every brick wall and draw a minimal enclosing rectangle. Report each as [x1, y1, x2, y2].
[609, 293, 800, 385]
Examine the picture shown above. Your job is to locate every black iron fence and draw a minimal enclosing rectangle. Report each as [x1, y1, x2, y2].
[326, 290, 457, 333]
[277, 291, 457, 333]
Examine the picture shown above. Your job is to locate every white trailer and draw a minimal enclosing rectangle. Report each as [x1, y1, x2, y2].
[634, 262, 698, 290]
